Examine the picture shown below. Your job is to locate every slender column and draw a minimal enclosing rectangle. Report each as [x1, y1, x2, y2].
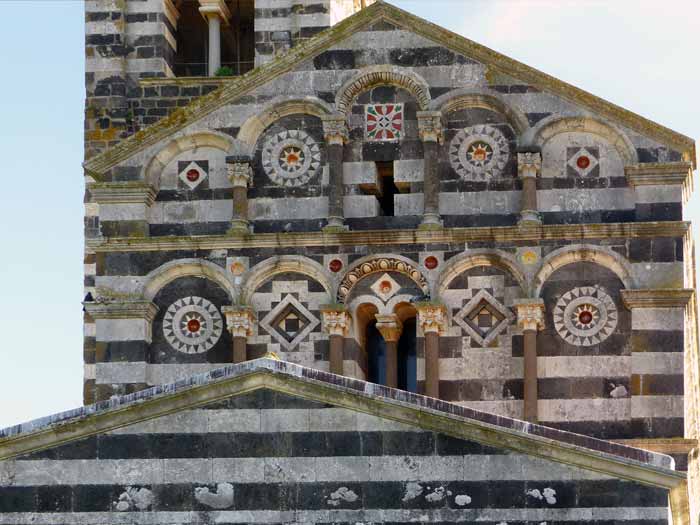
[321, 306, 351, 375]
[518, 151, 542, 226]
[222, 307, 255, 363]
[416, 302, 448, 399]
[322, 114, 349, 232]
[199, 0, 230, 76]
[417, 111, 444, 229]
[226, 156, 252, 235]
[375, 314, 402, 388]
[515, 299, 545, 422]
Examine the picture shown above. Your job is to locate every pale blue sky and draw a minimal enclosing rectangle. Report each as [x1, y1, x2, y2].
[0, 0, 697, 428]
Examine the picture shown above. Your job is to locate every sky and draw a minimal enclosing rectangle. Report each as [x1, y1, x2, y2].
[0, 0, 698, 429]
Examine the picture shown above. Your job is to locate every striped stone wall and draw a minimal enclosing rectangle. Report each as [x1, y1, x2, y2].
[0, 389, 672, 523]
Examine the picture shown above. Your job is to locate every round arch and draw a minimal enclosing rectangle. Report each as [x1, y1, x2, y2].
[335, 65, 431, 114]
[240, 255, 334, 305]
[429, 89, 530, 135]
[141, 258, 237, 302]
[523, 116, 638, 165]
[143, 131, 234, 186]
[337, 254, 429, 303]
[533, 245, 636, 297]
[436, 250, 527, 297]
[237, 96, 335, 150]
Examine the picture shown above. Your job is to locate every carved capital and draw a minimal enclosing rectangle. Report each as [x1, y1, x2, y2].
[321, 308, 351, 337]
[514, 299, 545, 332]
[198, 0, 231, 23]
[226, 156, 252, 188]
[518, 152, 542, 179]
[417, 111, 444, 143]
[222, 306, 255, 338]
[416, 302, 448, 335]
[321, 115, 349, 146]
[375, 314, 403, 343]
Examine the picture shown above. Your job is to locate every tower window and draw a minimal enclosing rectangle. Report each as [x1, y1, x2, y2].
[376, 161, 398, 216]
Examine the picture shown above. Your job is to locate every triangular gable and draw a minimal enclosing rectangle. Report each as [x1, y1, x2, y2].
[84, 1, 695, 177]
[0, 359, 684, 491]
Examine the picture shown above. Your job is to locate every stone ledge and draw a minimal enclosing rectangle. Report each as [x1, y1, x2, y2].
[621, 289, 694, 309]
[139, 76, 238, 87]
[84, 300, 159, 320]
[88, 181, 157, 205]
[625, 162, 693, 189]
[85, 221, 691, 253]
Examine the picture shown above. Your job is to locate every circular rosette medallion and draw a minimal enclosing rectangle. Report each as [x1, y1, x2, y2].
[261, 130, 322, 187]
[553, 286, 618, 347]
[163, 296, 223, 354]
[449, 124, 510, 181]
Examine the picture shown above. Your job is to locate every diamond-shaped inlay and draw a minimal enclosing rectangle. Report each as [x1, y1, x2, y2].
[179, 161, 208, 190]
[567, 147, 600, 177]
[455, 289, 513, 346]
[370, 273, 401, 302]
[259, 294, 320, 350]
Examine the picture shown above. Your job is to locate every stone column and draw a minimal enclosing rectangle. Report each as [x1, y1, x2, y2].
[417, 111, 444, 230]
[222, 306, 255, 363]
[321, 306, 351, 375]
[375, 314, 402, 388]
[416, 302, 448, 399]
[514, 299, 545, 422]
[322, 114, 349, 232]
[518, 151, 542, 226]
[198, 0, 231, 76]
[226, 155, 252, 235]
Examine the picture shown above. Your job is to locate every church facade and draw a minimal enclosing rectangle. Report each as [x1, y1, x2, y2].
[1, 0, 699, 523]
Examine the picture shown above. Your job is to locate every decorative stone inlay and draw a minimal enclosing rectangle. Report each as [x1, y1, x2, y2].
[370, 272, 401, 302]
[222, 306, 255, 338]
[163, 296, 224, 354]
[455, 289, 513, 346]
[365, 104, 403, 141]
[520, 250, 539, 265]
[449, 125, 510, 181]
[261, 130, 321, 187]
[321, 308, 351, 337]
[553, 286, 618, 346]
[338, 258, 428, 301]
[424, 256, 439, 270]
[416, 303, 448, 335]
[178, 161, 208, 190]
[259, 294, 320, 350]
[328, 259, 343, 273]
[567, 147, 600, 177]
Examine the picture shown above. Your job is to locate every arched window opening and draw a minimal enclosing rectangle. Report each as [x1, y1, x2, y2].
[397, 317, 417, 393]
[174, 0, 255, 77]
[366, 320, 387, 386]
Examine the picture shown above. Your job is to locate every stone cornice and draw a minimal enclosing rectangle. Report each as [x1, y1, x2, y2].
[84, 300, 159, 321]
[0, 359, 684, 491]
[621, 289, 695, 309]
[625, 162, 693, 188]
[88, 182, 157, 206]
[86, 221, 691, 253]
[83, 2, 695, 176]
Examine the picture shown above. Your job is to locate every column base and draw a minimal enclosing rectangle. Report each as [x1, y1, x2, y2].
[227, 221, 250, 236]
[418, 214, 443, 231]
[518, 210, 542, 226]
[323, 218, 347, 233]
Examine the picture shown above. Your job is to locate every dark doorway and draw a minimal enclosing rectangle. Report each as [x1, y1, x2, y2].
[376, 161, 398, 216]
[366, 320, 387, 385]
[397, 318, 417, 392]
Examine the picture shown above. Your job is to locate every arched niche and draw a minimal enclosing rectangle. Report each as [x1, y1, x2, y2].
[335, 65, 431, 114]
[533, 245, 636, 298]
[237, 96, 335, 151]
[141, 259, 236, 302]
[143, 132, 234, 187]
[437, 250, 527, 298]
[338, 255, 429, 303]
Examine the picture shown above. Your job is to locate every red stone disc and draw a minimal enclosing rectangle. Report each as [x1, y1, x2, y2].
[578, 311, 593, 325]
[187, 318, 201, 333]
[424, 256, 439, 270]
[186, 169, 200, 182]
[576, 156, 591, 170]
[329, 259, 343, 273]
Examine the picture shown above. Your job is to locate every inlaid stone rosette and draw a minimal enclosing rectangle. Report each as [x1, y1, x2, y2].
[553, 286, 618, 346]
[449, 124, 510, 181]
[163, 296, 224, 354]
[261, 130, 321, 187]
